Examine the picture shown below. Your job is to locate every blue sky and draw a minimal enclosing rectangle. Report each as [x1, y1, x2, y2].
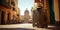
[18, 0, 34, 15]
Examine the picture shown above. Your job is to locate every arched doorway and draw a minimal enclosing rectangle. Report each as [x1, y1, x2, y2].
[1, 11, 5, 24]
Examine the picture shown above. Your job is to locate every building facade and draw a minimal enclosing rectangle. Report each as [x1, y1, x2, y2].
[24, 9, 30, 23]
[32, 0, 60, 27]
[16, 8, 20, 23]
[0, 0, 12, 24]
[54, 0, 60, 25]
[0, 0, 19, 24]
[32, 0, 50, 28]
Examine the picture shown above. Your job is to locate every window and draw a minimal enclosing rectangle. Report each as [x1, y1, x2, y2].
[13, 7, 15, 11]
[17, 14, 19, 17]
[8, 13, 10, 20]
[11, 1, 15, 6]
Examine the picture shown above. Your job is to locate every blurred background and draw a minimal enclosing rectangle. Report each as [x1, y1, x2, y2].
[0, 0, 60, 30]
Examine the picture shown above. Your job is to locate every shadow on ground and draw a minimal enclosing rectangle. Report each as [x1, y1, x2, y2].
[47, 26, 60, 30]
[0, 28, 35, 30]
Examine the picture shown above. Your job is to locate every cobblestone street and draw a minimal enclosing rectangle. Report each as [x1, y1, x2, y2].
[0, 23, 60, 30]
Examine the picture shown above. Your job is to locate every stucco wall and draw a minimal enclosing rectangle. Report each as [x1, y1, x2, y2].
[54, 0, 59, 21]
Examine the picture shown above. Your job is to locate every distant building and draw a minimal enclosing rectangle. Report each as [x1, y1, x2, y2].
[24, 9, 30, 23]
[20, 15, 24, 20]
[20, 15, 24, 22]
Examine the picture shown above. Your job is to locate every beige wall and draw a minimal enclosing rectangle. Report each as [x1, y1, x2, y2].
[54, 0, 59, 21]
[14, 0, 18, 13]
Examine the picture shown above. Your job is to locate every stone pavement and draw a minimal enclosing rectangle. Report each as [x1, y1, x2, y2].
[0, 28, 35, 30]
[0, 23, 60, 30]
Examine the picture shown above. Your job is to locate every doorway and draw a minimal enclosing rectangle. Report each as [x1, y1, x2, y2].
[1, 11, 5, 24]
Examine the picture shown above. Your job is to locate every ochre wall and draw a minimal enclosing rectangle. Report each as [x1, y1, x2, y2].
[54, 0, 59, 21]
